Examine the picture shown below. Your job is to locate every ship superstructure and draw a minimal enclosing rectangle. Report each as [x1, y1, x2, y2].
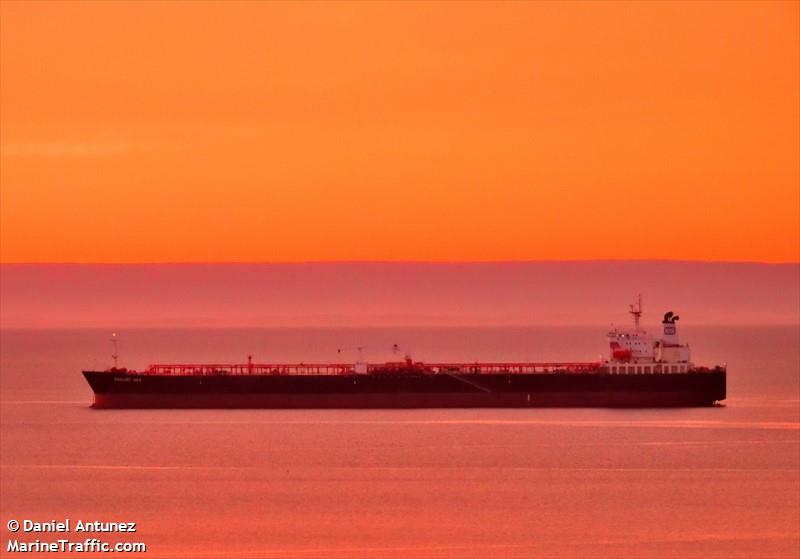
[606, 295, 694, 374]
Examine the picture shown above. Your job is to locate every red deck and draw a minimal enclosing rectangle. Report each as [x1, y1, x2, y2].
[142, 361, 602, 376]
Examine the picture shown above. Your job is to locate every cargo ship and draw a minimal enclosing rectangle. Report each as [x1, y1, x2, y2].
[82, 299, 726, 408]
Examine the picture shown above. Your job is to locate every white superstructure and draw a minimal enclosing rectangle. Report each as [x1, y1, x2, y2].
[605, 296, 693, 374]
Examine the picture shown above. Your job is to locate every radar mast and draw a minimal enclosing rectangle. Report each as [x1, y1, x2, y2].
[629, 294, 643, 331]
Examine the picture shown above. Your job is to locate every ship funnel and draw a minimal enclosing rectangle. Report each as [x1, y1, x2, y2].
[662, 311, 679, 342]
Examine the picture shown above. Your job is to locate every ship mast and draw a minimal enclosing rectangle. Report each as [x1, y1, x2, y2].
[111, 332, 119, 369]
[629, 294, 643, 331]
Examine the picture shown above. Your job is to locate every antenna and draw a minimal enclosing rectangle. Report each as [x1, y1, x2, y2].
[110, 332, 119, 369]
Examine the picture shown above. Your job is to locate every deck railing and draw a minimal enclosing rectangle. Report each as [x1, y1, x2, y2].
[140, 361, 603, 376]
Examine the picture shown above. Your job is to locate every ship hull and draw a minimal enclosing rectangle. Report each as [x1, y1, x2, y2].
[83, 370, 726, 409]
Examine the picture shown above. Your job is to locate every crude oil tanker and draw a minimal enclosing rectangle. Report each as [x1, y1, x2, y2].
[83, 299, 726, 409]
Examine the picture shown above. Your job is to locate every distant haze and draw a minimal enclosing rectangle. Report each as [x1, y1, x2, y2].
[1, 261, 797, 328]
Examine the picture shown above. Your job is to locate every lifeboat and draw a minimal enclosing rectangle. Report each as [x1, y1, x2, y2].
[610, 342, 632, 360]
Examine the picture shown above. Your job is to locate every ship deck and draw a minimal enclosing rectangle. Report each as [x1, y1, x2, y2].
[130, 360, 718, 376]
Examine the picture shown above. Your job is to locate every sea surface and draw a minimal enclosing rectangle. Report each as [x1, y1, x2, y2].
[1, 326, 798, 559]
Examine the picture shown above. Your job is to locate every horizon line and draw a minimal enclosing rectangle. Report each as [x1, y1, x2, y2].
[2, 258, 799, 266]
[3, 321, 799, 331]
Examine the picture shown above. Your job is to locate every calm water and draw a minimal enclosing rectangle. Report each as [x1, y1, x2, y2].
[1, 326, 798, 558]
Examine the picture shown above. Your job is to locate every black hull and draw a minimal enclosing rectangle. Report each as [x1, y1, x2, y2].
[82, 370, 726, 409]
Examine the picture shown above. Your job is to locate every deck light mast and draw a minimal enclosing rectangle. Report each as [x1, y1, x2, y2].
[111, 333, 119, 370]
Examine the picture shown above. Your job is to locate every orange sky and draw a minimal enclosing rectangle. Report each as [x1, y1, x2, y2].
[1, 1, 798, 263]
